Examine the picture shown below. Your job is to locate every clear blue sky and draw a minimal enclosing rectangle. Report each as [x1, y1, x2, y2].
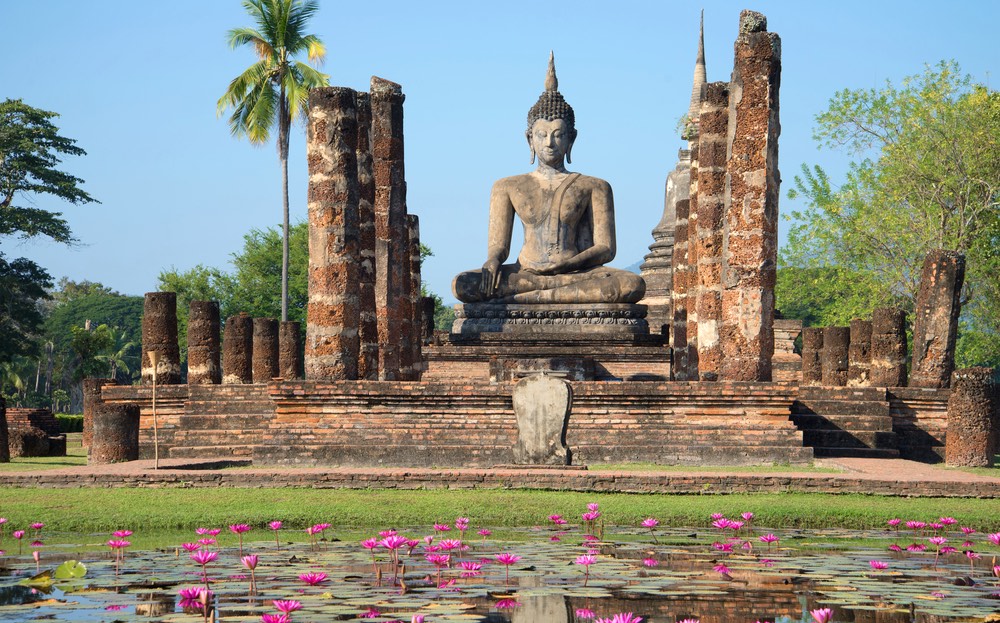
[2, 1, 997, 304]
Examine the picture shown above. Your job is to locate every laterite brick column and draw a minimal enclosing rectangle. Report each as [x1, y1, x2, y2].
[306, 86, 361, 380]
[847, 319, 872, 387]
[801, 327, 823, 386]
[252, 318, 279, 383]
[187, 300, 221, 385]
[694, 82, 729, 380]
[82, 377, 114, 447]
[222, 313, 253, 384]
[871, 307, 908, 387]
[685, 138, 700, 377]
[355, 91, 379, 380]
[821, 326, 849, 387]
[90, 403, 140, 464]
[720, 10, 780, 382]
[0, 397, 8, 463]
[407, 214, 423, 379]
[945, 367, 997, 467]
[910, 250, 966, 388]
[670, 197, 690, 380]
[278, 321, 303, 380]
[371, 76, 407, 381]
[141, 292, 181, 384]
[398, 217, 416, 380]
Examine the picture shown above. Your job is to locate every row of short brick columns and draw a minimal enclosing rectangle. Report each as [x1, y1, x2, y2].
[945, 367, 998, 467]
[847, 319, 872, 386]
[82, 377, 114, 447]
[820, 327, 849, 387]
[222, 312, 253, 384]
[801, 327, 823, 386]
[801, 309, 907, 388]
[141, 292, 181, 384]
[188, 300, 221, 385]
[870, 307, 908, 387]
[89, 403, 140, 464]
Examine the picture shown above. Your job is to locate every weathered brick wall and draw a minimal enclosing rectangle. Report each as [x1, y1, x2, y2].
[890, 387, 950, 461]
[5, 408, 62, 437]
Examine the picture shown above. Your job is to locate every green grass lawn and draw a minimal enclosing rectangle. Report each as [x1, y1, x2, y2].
[0, 433, 87, 472]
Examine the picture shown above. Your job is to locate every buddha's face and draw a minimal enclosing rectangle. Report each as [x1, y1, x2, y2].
[528, 118, 575, 167]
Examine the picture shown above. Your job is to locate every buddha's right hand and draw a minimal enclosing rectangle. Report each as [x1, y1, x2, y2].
[480, 259, 502, 298]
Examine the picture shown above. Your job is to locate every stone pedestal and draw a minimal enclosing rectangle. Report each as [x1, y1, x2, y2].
[141, 292, 181, 384]
[847, 319, 872, 387]
[512, 374, 571, 465]
[306, 86, 361, 380]
[871, 307, 908, 387]
[945, 367, 997, 467]
[187, 301, 221, 385]
[0, 397, 8, 463]
[278, 321, 303, 380]
[821, 326, 849, 387]
[452, 303, 649, 337]
[90, 403, 140, 464]
[801, 327, 823, 386]
[911, 250, 966, 388]
[252, 317, 279, 383]
[223, 313, 253, 384]
[82, 377, 114, 447]
[720, 10, 780, 382]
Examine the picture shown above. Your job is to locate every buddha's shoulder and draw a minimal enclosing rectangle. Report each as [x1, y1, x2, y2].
[491, 173, 612, 192]
[572, 174, 612, 192]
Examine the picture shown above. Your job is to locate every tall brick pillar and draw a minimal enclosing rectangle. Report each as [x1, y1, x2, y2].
[686, 139, 700, 377]
[371, 76, 407, 381]
[670, 198, 690, 380]
[222, 313, 253, 384]
[720, 10, 780, 382]
[141, 292, 181, 384]
[0, 397, 9, 463]
[397, 216, 415, 381]
[355, 92, 379, 380]
[910, 250, 966, 388]
[306, 86, 361, 380]
[187, 300, 221, 385]
[945, 367, 998, 467]
[82, 377, 114, 447]
[801, 327, 823, 386]
[871, 307, 908, 387]
[821, 326, 850, 387]
[407, 214, 423, 379]
[847, 319, 872, 387]
[694, 82, 729, 381]
[278, 321, 303, 380]
[252, 318, 279, 383]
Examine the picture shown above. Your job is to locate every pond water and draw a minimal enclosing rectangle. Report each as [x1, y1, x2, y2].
[1, 519, 999, 622]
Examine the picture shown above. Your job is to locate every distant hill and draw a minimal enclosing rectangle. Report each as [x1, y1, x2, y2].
[625, 260, 643, 274]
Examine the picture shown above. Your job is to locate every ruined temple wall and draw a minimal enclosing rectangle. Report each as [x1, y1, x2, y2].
[719, 10, 780, 382]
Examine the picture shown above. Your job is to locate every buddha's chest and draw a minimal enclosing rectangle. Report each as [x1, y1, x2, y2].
[510, 183, 590, 227]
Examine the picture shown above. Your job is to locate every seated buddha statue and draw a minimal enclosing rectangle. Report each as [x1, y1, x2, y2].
[452, 53, 645, 305]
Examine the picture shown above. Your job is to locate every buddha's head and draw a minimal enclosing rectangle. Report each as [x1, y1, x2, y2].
[527, 52, 577, 165]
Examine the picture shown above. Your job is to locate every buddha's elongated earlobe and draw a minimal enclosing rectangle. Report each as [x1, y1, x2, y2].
[527, 132, 535, 164]
[566, 131, 577, 165]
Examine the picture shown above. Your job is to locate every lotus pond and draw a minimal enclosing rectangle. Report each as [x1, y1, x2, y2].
[1, 508, 999, 623]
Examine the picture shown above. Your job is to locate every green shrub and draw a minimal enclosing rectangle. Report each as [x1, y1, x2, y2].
[55, 414, 84, 433]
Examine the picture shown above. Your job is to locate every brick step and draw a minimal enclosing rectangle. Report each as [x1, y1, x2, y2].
[169, 445, 256, 458]
[798, 386, 888, 402]
[184, 402, 274, 416]
[802, 429, 898, 450]
[792, 399, 890, 417]
[176, 415, 272, 430]
[812, 446, 900, 459]
[171, 431, 264, 445]
[791, 413, 894, 432]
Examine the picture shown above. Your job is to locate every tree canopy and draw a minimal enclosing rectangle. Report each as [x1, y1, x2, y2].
[778, 61, 1000, 368]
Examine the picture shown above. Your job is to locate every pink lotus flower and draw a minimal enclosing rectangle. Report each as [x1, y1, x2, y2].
[643, 558, 658, 567]
[198, 538, 217, 547]
[426, 553, 450, 567]
[207, 528, 221, 537]
[195, 528, 211, 535]
[887, 518, 901, 528]
[712, 519, 730, 530]
[495, 552, 522, 585]
[361, 537, 379, 550]
[360, 607, 382, 618]
[940, 546, 958, 555]
[576, 609, 596, 619]
[107, 539, 131, 550]
[269, 521, 283, 530]
[12, 531, 24, 540]
[273, 600, 302, 614]
[939, 517, 957, 526]
[261, 615, 290, 623]
[594, 613, 642, 623]
[582, 511, 601, 522]
[30, 522, 44, 531]
[494, 599, 521, 610]
[712, 541, 733, 552]
[929, 522, 944, 531]
[380, 535, 409, 550]
[178, 586, 212, 610]
[929, 536, 948, 546]
[191, 550, 218, 565]
[993, 565, 1000, 578]
[113, 530, 133, 538]
[713, 563, 731, 575]
[230, 524, 251, 534]
[869, 560, 888, 570]
[728, 520, 744, 532]
[961, 526, 976, 535]
[641, 517, 660, 528]
[438, 539, 462, 551]
[710, 513, 725, 520]
[241, 554, 258, 570]
[182, 542, 201, 552]
[988, 532, 1000, 546]
[411, 616, 425, 623]
[888, 544, 902, 552]
[587, 502, 599, 512]
[741, 512, 754, 521]
[478, 528, 492, 538]
[576, 554, 597, 585]
[433, 523, 451, 532]
[810, 608, 833, 623]
[759, 533, 779, 551]
[760, 558, 774, 567]
[906, 543, 927, 552]
[550, 535, 561, 542]
[299, 572, 328, 585]
[459, 560, 483, 577]
[906, 520, 926, 531]
[455, 517, 470, 530]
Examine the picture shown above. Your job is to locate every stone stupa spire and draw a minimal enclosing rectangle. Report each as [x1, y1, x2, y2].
[687, 9, 707, 125]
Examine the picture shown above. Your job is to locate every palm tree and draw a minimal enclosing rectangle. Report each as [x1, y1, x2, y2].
[95, 327, 137, 383]
[218, 0, 329, 321]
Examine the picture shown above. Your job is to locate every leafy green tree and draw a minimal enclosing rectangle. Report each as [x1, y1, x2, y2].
[69, 324, 115, 382]
[0, 100, 97, 371]
[217, 0, 329, 323]
[782, 61, 1000, 368]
